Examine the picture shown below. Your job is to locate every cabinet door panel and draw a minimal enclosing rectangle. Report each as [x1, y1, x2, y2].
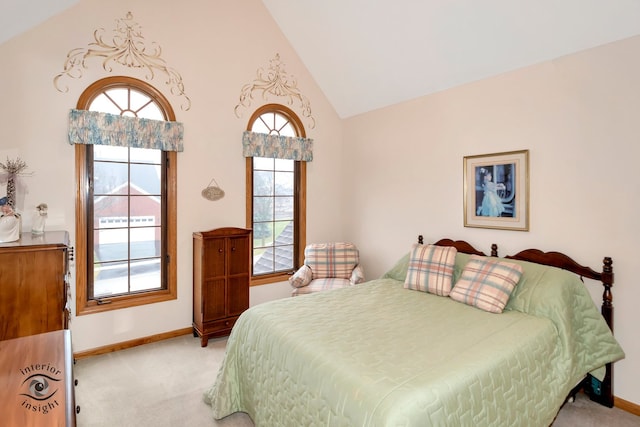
[203, 238, 226, 278]
[203, 278, 226, 321]
[227, 276, 249, 316]
[228, 236, 250, 275]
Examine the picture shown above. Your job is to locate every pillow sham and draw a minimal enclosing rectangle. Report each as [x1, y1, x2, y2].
[381, 252, 410, 281]
[449, 255, 523, 313]
[404, 244, 457, 296]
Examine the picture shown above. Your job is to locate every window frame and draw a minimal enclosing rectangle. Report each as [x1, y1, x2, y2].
[246, 104, 306, 285]
[75, 76, 178, 315]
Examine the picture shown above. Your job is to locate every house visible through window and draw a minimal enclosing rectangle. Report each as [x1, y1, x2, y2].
[246, 104, 306, 284]
[75, 76, 177, 314]
[91, 142, 163, 297]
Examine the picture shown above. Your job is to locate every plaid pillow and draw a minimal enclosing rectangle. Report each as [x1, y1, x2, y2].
[289, 265, 313, 288]
[350, 265, 366, 284]
[404, 244, 457, 296]
[449, 255, 523, 313]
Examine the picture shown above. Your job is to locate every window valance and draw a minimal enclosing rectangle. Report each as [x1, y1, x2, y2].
[242, 131, 313, 161]
[67, 109, 184, 152]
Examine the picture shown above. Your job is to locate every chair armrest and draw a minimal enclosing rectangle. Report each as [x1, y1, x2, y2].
[350, 265, 365, 284]
[289, 265, 313, 288]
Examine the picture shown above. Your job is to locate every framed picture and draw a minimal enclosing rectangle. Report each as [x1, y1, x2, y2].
[463, 149, 529, 231]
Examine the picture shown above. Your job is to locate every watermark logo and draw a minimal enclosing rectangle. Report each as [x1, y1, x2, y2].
[19, 363, 62, 415]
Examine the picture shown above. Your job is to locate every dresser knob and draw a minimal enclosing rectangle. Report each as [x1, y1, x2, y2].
[75, 379, 78, 386]
[76, 405, 81, 414]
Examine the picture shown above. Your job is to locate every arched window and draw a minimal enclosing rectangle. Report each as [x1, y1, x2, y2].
[246, 104, 306, 284]
[75, 76, 177, 315]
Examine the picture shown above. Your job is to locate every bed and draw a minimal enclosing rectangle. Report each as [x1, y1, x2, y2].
[203, 237, 625, 426]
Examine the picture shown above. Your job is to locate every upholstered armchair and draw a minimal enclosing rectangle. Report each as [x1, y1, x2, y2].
[289, 242, 365, 296]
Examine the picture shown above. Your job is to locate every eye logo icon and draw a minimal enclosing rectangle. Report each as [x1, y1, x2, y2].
[21, 374, 60, 401]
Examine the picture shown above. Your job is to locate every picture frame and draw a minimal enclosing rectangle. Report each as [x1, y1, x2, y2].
[463, 149, 529, 231]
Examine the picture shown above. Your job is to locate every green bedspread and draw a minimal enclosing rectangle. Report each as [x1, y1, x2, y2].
[204, 254, 624, 426]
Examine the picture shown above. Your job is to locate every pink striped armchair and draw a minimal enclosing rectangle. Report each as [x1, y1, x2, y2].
[289, 242, 365, 296]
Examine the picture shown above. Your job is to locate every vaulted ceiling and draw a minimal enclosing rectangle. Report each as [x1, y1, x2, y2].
[3, 1, 640, 118]
[0, 0, 79, 46]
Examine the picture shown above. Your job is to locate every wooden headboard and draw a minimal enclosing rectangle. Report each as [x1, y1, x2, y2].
[420, 235, 616, 408]
[420, 236, 490, 256]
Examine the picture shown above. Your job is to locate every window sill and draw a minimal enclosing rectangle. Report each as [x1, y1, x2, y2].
[76, 289, 177, 316]
[250, 272, 292, 286]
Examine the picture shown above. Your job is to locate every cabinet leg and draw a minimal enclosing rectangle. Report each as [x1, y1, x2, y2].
[200, 336, 209, 347]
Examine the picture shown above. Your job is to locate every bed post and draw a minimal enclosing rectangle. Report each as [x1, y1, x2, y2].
[601, 257, 614, 331]
[490, 244, 498, 257]
[585, 256, 615, 408]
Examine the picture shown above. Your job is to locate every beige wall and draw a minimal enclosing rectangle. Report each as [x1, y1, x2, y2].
[1, 0, 638, 407]
[0, 0, 344, 350]
[343, 36, 640, 404]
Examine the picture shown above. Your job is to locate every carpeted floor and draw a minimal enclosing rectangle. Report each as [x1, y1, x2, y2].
[74, 334, 638, 426]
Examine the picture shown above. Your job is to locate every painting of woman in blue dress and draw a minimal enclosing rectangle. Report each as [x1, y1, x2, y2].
[475, 164, 515, 217]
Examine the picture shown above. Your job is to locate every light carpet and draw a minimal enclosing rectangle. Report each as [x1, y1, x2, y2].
[74, 335, 638, 426]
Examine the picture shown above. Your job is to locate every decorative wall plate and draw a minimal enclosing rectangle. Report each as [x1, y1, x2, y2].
[201, 179, 225, 201]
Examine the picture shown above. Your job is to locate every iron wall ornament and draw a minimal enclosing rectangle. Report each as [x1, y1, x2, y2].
[53, 12, 191, 111]
[235, 54, 316, 129]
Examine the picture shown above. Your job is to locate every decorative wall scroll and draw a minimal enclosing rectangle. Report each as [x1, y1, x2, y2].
[235, 54, 316, 129]
[53, 12, 191, 111]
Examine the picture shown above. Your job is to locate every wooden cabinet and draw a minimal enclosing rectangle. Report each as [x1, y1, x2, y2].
[0, 231, 71, 341]
[193, 227, 251, 347]
[0, 330, 78, 426]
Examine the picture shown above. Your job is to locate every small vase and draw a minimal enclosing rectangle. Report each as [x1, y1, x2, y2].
[6, 176, 15, 207]
[32, 215, 46, 235]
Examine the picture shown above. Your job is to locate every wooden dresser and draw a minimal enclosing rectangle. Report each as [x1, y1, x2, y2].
[193, 227, 251, 347]
[0, 231, 72, 341]
[0, 330, 77, 426]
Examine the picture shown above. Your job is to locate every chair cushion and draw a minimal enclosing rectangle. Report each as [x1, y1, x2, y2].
[305, 243, 359, 280]
[291, 278, 351, 296]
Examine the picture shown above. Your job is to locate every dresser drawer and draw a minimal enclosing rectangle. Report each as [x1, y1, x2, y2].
[205, 316, 239, 333]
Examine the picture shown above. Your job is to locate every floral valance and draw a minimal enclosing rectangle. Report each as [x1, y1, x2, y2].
[68, 109, 184, 152]
[242, 131, 313, 161]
